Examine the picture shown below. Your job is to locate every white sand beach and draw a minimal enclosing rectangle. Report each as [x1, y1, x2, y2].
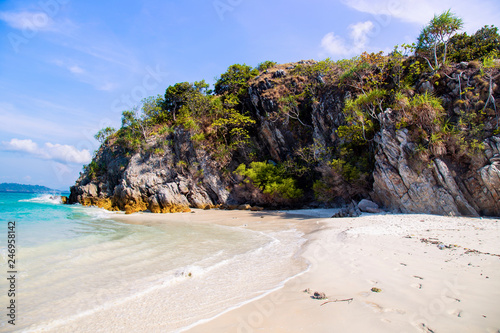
[46, 209, 500, 332]
[189, 212, 500, 333]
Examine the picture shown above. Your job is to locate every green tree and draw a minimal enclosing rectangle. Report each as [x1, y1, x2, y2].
[214, 64, 259, 100]
[211, 109, 256, 149]
[121, 107, 149, 140]
[235, 162, 303, 201]
[163, 81, 213, 123]
[94, 127, 116, 143]
[163, 82, 196, 121]
[447, 25, 500, 62]
[416, 9, 464, 70]
[141, 95, 166, 123]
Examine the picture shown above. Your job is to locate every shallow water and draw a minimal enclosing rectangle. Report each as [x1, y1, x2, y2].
[0, 193, 307, 332]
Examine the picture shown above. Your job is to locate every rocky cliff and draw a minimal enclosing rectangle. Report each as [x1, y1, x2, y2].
[372, 110, 500, 216]
[70, 57, 500, 216]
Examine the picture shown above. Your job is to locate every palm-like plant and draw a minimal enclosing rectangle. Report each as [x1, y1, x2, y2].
[416, 9, 464, 70]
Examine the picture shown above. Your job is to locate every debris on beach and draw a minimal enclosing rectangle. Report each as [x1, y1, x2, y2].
[312, 291, 327, 300]
[371, 287, 382, 293]
[320, 298, 354, 306]
[304, 289, 327, 300]
[419, 238, 500, 257]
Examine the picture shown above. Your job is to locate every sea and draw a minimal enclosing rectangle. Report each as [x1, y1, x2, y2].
[0, 192, 308, 332]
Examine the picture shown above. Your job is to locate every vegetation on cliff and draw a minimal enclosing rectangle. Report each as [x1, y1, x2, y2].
[76, 10, 500, 214]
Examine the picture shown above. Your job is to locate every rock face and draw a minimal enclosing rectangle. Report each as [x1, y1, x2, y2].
[70, 62, 500, 217]
[372, 110, 500, 216]
[70, 129, 232, 214]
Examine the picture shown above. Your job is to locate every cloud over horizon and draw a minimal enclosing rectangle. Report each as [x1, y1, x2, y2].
[2, 138, 92, 164]
[341, 0, 500, 32]
[321, 20, 375, 57]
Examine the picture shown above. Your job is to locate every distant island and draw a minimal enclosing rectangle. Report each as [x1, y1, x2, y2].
[0, 183, 67, 193]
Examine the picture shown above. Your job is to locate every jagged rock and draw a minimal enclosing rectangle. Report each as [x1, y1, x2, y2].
[69, 62, 500, 217]
[459, 61, 469, 69]
[272, 69, 286, 78]
[69, 128, 229, 214]
[332, 202, 361, 218]
[419, 81, 434, 94]
[358, 199, 382, 213]
[372, 111, 499, 216]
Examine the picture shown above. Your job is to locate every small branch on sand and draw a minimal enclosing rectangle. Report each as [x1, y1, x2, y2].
[320, 298, 353, 306]
[419, 238, 500, 257]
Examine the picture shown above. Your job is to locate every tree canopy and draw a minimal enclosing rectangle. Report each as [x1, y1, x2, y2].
[214, 64, 259, 99]
[416, 9, 464, 70]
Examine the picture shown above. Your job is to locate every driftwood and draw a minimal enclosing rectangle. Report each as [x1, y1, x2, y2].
[320, 298, 353, 306]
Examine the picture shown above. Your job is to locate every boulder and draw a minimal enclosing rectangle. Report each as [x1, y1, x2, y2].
[357, 199, 382, 213]
[238, 204, 251, 210]
[332, 202, 361, 218]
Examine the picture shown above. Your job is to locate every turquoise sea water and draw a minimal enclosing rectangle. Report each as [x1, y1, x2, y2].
[0, 192, 306, 332]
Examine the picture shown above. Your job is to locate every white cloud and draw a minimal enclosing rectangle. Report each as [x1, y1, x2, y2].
[43, 142, 92, 164]
[69, 65, 85, 74]
[2, 139, 92, 164]
[350, 21, 375, 48]
[321, 32, 350, 57]
[341, 0, 500, 33]
[0, 11, 55, 32]
[321, 20, 375, 57]
[4, 138, 39, 154]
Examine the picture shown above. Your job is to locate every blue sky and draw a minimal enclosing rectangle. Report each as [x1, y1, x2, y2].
[1, 0, 499, 190]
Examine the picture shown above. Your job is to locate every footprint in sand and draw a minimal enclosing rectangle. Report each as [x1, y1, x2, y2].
[364, 302, 406, 315]
[485, 328, 500, 333]
[365, 301, 384, 313]
[448, 309, 463, 318]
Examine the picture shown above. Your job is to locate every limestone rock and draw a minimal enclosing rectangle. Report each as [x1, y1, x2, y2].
[372, 111, 499, 216]
[68, 63, 500, 217]
[238, 204, 251, 210]
[332, 202, 361, 218]
[357, 199, 382, 213]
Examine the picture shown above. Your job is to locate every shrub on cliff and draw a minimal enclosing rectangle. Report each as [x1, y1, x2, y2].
[234, 162, 303, 206]
[94, 127, 116, 144]
[447, 25, 500, 63]
[214, 64, 259, 102]
[313, 159, 370, 204]
[257, 61, 277, 72]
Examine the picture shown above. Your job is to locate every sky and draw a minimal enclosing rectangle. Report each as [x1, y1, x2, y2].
[0, 0, 499, 190]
